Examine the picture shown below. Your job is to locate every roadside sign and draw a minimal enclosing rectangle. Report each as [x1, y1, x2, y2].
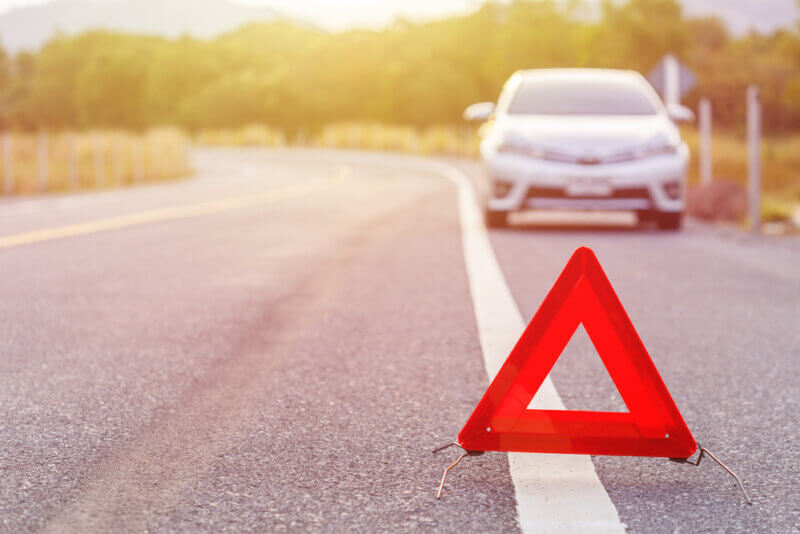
[648, 54, 697, 104]
[457, 247, 696, 458]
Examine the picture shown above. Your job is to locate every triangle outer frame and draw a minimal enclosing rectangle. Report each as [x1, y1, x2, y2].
[458, 247, 696, 459]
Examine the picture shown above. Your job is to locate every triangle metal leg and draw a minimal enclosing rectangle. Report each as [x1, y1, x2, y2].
[671, 445, 752, 504]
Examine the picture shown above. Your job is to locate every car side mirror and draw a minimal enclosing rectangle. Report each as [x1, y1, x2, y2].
[667, 103, 695, 124]
[463, 102, 496, 122]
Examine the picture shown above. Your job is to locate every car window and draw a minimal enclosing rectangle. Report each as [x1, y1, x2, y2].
[507, 77, 658, 116]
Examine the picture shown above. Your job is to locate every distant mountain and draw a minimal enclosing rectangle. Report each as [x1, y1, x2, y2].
[0, 0, 797, 54]
[0, 0, 295, 52]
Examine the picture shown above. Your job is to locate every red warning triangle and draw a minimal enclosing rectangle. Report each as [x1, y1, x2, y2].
[459, 247, 696, 458]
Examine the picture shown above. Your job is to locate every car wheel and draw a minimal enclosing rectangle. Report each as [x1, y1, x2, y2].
[656, 212, 683, 231]
[485, 209, 508, 228]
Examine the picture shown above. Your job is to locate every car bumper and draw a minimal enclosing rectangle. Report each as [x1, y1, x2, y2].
[485, 147, 688, 213]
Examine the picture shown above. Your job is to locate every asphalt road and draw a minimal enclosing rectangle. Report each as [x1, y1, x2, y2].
[0, 148, 798, 532]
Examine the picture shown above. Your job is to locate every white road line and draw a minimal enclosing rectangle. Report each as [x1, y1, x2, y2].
[426, 160, 626, 533]
[298, 149, 626, 532]
[186, 148, 622, 531]
[319, 156, 621, 534]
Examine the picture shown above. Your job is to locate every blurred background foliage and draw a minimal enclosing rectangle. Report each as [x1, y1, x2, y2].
[0, 0, 798, 134]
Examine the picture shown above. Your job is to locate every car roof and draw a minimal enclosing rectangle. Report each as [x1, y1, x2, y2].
[496, 68, 665, 114]
[513, 68, 645, 83]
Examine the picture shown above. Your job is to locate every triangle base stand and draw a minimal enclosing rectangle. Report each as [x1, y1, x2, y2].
[432, 442, 483, 499]
[433, 442, 752, 504]
[670, 444, 752, 504]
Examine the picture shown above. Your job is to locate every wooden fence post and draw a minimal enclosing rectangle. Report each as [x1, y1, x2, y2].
[94, 134, 105, 187]
[38, 132, 49, 192]
[112, 136, 123, 186]
[133, 140, 145, 183]
[151, 138, 161, 180]
[2, 134, 12, 195]
[67, 133, 79, 190]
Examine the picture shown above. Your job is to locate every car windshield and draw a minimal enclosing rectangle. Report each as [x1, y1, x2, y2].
[507, 77, 658, 116]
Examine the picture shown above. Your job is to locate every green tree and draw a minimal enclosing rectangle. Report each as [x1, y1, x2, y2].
[73, 34, 157, 129]
[0, 0, 798, 132]
[2, 52, 37, 129]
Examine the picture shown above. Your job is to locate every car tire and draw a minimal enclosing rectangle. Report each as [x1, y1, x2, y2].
[485, 209, 508, 228]
[656, 211, 683, 231]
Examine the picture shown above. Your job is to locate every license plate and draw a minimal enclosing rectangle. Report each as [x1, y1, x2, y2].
[565, 177, 612, 196]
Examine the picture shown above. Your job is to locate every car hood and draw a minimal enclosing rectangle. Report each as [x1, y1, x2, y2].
[495, 114, 678, 154]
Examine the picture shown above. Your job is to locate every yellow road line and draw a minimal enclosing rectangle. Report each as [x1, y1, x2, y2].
[0, 181, 320, 250]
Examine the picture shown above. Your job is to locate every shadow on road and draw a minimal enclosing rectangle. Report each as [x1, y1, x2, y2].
[495, 222, 678, 235]
[494, 212, 683, 235]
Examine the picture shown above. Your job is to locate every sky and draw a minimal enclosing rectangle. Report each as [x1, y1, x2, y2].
[0, 0, 484, 28]
[0, 0, 796, 34]
[240, 0, 482, 29]
[0, 0, 46, 9]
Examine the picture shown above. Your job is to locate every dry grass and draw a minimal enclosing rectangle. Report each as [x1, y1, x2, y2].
[197, 123, 799, 218]
[4, 124, 796, 210]
[315, 123, 480, 156]
[681, 127, 800, 218]
[9, 122, 794, 222]
[0, 128, 191, 195]
[196, 123, 480, 157]
[195, 125, 287, 147]
[682, 128, 800, 196]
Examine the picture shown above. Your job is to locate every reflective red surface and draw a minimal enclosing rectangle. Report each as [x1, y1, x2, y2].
[459, 247, 696, 458]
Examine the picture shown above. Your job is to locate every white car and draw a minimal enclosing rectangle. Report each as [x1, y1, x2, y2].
[465, 68, 693, 230]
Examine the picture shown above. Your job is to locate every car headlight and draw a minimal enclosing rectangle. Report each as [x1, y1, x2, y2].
[632, 142, 679, 159]
[628, 134, 681, 159]
[602, 138, 681, 163]
[497, 140, 546, 159]
[497, 140, 575, 162]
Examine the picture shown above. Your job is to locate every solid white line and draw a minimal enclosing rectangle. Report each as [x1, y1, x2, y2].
[220, 149, 622, 531]
[424, 159, 627, 533]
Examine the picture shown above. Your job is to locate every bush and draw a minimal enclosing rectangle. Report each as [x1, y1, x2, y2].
[686, 180, 747, 221]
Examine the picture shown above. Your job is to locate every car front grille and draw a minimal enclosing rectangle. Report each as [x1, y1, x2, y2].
[525, 185, 651, 201]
